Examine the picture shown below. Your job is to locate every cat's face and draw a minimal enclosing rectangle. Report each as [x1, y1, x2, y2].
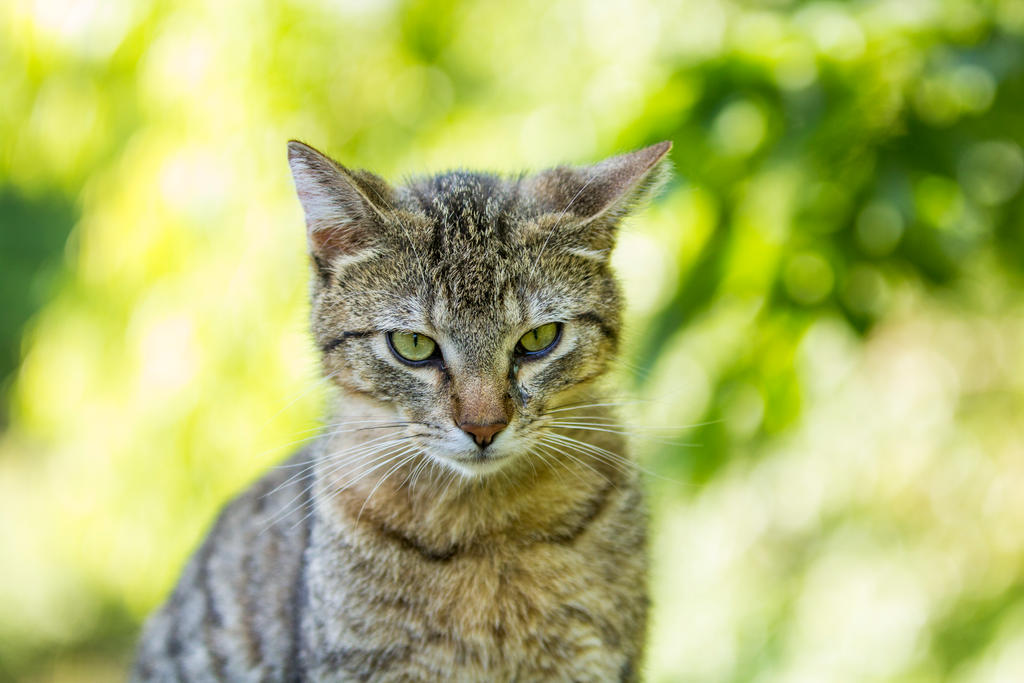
[289, 141, 670, 476]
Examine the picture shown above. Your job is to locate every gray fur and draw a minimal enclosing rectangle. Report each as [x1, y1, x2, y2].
[133, 140, 672, 681]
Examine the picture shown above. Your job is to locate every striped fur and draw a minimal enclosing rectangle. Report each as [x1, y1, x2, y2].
[133, 141, 671, 681]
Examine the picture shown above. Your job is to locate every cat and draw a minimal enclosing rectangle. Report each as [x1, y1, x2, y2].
[132, 138, 672, 682]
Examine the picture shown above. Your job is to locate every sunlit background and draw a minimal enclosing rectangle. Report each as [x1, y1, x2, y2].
[2, 0, 1024, 680]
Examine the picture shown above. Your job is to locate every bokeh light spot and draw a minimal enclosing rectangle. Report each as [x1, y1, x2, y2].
[958, 140, 1024, 207]
[795, 2, 866, 62]
[915, 175, 965, 230]
[784, 251, 834, 305]
[856, 201, 904, 256]
[711, 100, 766, 157]
[842, 263, 889, 316]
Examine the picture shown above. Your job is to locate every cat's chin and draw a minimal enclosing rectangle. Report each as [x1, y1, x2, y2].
[439, 451, 516, 478]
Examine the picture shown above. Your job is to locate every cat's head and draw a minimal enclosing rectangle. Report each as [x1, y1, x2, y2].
[288, 140, 670, 477]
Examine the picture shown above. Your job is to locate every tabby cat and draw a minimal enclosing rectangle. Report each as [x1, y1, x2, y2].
[133, 138, 672, 681]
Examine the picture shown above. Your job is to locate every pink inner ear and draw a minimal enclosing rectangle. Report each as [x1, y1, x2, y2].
[310, 221, 369, 257]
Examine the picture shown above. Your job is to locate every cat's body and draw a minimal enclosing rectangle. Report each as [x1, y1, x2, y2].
[134, 140, 670, 681]
[135, 425, 646, 681]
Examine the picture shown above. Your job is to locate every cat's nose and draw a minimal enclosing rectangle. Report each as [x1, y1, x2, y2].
[459, 421, 507, 448]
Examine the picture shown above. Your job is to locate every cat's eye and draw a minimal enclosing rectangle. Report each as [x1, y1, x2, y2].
[516, 322, 561, 356]
[387, 331, 438, 363]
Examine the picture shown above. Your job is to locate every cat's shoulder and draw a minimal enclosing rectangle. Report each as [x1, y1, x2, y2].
[132, 449, 315, 680]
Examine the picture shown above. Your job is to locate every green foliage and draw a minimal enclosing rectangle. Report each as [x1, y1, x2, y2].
[0, 186, 76, 425]
[2, 0, 1024, 680]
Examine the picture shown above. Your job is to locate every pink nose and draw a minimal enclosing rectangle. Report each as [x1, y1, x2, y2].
[459, 422, 507, 448]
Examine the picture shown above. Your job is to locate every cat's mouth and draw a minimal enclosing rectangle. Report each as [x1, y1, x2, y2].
[445, 448, 514, 476]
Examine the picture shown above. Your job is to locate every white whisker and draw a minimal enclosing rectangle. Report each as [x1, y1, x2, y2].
[543, 422, 697, 447]
[535, 443, 585, 486]
[267, 421, 410, 463]
[535, 436, 609, 485]
[539, 431, 688, 486]
[356, 448, 422, 522]
[284, 442, 421, 532]
[543, 399, 651, 414]
[529, 446, 566, 486]
[263, 437, 417, 530]
[543, 416, 717, 431]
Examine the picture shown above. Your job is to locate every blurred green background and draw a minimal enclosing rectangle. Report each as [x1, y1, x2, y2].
[2, 0, 1024, 680]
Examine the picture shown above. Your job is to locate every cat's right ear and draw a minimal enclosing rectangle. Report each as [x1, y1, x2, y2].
[523, 141, 672, 254]
[287, 140, 394, 266]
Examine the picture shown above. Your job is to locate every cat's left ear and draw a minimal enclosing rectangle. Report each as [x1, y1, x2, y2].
[525, 141, 672, 252]
[287, 140, 395, 266]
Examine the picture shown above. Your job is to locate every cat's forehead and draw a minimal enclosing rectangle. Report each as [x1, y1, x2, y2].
[399, 171, 532, 314]
[403, 171, 523, 244]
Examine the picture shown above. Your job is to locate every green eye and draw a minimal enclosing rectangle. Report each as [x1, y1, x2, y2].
[388, 331, 437, 362]
[517, 323, 560, 354]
